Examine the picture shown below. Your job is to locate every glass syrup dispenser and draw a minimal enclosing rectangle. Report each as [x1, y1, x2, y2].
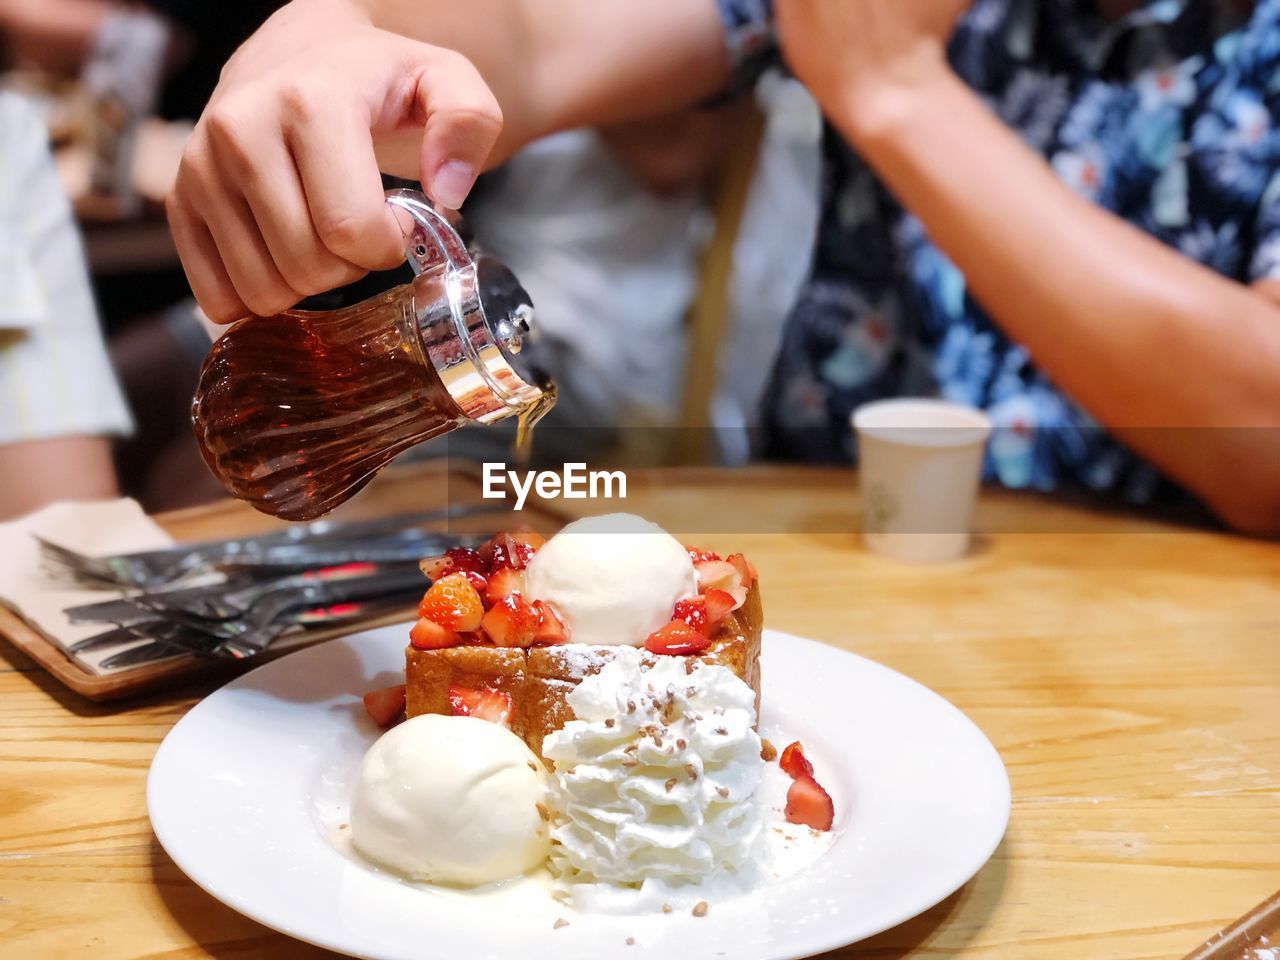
[192, 188, 554, 521]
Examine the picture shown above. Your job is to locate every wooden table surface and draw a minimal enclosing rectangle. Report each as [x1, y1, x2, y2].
[2, 464, 1277, 959]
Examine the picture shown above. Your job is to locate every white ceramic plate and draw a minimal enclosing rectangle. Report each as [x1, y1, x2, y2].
[148, 628, 1009, 960]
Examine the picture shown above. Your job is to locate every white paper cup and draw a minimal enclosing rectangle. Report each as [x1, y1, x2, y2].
[852, 399, 992, 564]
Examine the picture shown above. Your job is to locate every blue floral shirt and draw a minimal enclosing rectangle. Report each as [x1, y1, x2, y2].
[719, 0, 1280, 503]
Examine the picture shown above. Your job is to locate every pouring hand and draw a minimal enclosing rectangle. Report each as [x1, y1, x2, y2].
[166, 1, 502, 323]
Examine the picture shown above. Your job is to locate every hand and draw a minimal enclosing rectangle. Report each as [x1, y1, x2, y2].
[775, 0, 968, 141]
[166, 1, 503, 322]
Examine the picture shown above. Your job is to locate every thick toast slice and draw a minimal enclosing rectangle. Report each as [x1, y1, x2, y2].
[405, 583, 763, 760]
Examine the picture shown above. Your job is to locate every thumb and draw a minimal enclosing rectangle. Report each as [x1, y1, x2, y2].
[411, 49, 504, 210]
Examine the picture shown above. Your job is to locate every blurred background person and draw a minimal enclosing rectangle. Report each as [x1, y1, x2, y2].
[0, 92, 131, 519]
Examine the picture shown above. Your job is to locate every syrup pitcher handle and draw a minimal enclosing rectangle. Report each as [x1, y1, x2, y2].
[385, 188, 473, 276]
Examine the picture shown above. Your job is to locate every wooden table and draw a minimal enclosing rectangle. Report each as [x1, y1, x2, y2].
[2, 465, 1277, 959]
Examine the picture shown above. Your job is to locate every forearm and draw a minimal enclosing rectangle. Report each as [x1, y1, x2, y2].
[331, 0, 731, 160]
[828, 66, 1280, 531]
[0, 0, 112, 71]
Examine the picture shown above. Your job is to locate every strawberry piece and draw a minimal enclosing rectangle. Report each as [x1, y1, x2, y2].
[418, 572, 485, 631]
[483, 532, 537, 572]
[686, 546, 722, 564]
[362, 684, 406, 727]
[481, 594, 540, 647]
[445, 546, 486, 573]
[485, 567, 525, 605]
[695, 559, 741, 592]
[672, 596, 710, 635]
[726, 552, 757, 588]
[448, 684, 513, 726]
[530, 600, 569, 645]
[457, 569, 489, 594]
[702, 588, 737, 626]
[779, 741, 814, 779]
[419, 555, 453, 580]
[409, 617, 460, 649]
[511, 529, 547, 550]
[785, 774, 834, 831]
[644, 619, 713, 656]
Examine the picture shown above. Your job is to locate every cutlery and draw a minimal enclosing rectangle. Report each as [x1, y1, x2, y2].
[64, 562, 417, 626]
[37, 502, 505, 588]
[93, 594, 420, 670]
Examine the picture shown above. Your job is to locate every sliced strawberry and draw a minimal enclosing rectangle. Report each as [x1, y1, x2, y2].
[362, 684, 406, 727]
[702, 588, 737, 626]
[779, 741, 814, 779]
[409, 617, 460, 650]
[448, 684, 513, 726]
[726, 552, 758, 588]
[531, 600, 570, 645]
[672, 596, 710, 635]
[445, 546, 486, 573]
[695, 559, 741, 592]
[483, 532, 537, 572]
[511, 529, 547, 551]
[418, 572, 485, 631]
[785, 773, 834, 831]
[485, 567, 525, 605]
[419, 554, 453, 580]
[686, 545, 721, 564]
[645, 619, 713, 656]
[456, 569, 488, 594]
[481, 594, 540, 647]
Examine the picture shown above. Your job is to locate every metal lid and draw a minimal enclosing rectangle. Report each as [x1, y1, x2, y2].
[386, 190, 550, 424]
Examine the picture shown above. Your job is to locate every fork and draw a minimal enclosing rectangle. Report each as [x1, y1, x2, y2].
[37, 501, 504, 588]
[72, 562, 427, 659]
[64, 561, 416, 626]
[94, 594, 416, 669]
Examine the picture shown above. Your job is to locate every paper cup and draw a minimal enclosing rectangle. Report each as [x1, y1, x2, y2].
[852, 399, 992, 564]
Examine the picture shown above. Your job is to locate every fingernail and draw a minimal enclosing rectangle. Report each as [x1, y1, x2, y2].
[432, 160, 477, 210]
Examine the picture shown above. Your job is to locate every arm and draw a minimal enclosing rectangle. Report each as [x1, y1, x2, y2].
[0, 438, 118, 521]
[777, 0, 1280, 535]
[0, 0, 111, 72]
[167, 0, 729, 323]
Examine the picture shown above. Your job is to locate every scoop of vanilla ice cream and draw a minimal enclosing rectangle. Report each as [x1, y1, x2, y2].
[350, 715, 550, 885]
[524, 513, 697, 647]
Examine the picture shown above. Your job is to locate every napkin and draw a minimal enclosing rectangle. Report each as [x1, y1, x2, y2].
[0, 499, 177, 674]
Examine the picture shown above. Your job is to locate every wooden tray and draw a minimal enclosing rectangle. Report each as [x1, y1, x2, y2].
[0, 460, 569, 702]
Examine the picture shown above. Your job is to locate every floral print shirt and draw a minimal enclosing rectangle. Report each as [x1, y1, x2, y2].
[718, 0, 1280, 502]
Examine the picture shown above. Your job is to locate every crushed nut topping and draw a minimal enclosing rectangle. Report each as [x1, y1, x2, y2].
[662, 903, 673, 914]
[693, 901, 709, 918]
[554, 919, 570, 930]
[686, 763, 698, 780]
[626, 937, 636, 946]
[536, 802, 550, 822]
[676, 738, 687, 750]
[760, 738, 778, 762]
[665, 777, 678, 792]
[605, 718, 615, 728]
[717, 786, 730, 798]
[715, 727, 728, 736]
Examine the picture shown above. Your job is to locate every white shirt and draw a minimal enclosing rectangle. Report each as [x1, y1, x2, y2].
[0, 93, 132, 445]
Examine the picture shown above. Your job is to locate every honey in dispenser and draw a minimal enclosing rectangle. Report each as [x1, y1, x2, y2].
[191, 189, 554, 521]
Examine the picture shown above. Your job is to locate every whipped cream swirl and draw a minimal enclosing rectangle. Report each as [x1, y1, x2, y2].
[542, 648, 764, 909]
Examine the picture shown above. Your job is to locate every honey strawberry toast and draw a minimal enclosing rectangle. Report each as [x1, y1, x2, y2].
[374, 514, 763, 761]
